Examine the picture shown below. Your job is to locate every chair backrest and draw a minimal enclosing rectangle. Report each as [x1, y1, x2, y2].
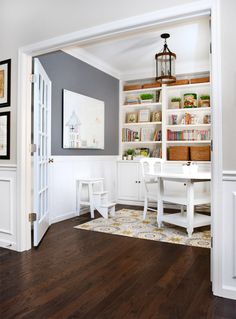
[140, 158, 163, 179]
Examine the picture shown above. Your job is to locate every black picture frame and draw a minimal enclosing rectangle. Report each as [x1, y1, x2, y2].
[0, 59, 11, 108]
[0, 111, 10, 159]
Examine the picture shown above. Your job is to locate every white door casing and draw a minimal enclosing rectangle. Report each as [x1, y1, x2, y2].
[33, 58, 51, 246]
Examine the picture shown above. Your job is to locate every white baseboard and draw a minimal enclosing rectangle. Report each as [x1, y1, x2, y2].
[50, 207, 92, 224]
[0, 239, 17, 251]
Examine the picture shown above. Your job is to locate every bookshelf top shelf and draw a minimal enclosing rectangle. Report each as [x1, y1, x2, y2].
[123, 87, 162, 94]
[166, 82, 210, 90]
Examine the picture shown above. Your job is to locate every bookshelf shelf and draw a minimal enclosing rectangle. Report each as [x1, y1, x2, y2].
[166, 140, 211, 144]
[121, 102, 162, 108]
[166, 107, 211, 113]
[166, 124, 211, 129]
[123, 121, 162, 127]
[122, 141, 162, 144]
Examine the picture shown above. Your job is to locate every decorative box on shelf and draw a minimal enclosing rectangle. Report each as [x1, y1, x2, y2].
[190, 146, 211, 161]
[168, 146, 189, 161]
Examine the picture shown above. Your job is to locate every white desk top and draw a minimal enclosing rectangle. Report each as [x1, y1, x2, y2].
[146, 171, 211, 181]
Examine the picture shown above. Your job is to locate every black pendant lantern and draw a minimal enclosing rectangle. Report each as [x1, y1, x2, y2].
[155, 33, 176, 84]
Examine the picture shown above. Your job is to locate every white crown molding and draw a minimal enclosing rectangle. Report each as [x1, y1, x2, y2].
[63, 47, 121, 79]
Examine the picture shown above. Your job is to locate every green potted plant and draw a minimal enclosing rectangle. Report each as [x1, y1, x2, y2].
[170, 97, 181, 109]
[140, 93, 154, 104]
[199, 95, 210, 107]
[126, 149, 134, 160]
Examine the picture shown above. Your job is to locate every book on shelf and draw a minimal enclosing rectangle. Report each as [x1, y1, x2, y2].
[122, 128, 140, 142]
[167, 129, 210, 141]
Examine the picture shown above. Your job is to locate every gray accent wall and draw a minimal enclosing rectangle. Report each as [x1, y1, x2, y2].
[37, 51, 119, 155]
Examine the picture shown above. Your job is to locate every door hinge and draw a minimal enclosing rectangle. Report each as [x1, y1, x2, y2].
[30, 143, 37, 153]
[209, 42, 212, 54]
[30, 74, 37, 83]
[211, 140, 213, 152]
[29, 213, 37, 222]
[211, 237, 213, 248]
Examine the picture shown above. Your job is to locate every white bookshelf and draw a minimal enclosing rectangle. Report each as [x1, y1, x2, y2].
[120, 80, 211, 163]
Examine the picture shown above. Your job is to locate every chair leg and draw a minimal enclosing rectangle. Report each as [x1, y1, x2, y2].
[88, 183, 95, 219]
[143, 195, 148, 220]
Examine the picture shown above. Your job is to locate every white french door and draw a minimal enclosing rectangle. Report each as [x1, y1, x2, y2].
[33, 58, 51, 246]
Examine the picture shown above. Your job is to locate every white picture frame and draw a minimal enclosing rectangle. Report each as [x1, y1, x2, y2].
[138, 109, 150, 122]
[63, 89, 105, 149]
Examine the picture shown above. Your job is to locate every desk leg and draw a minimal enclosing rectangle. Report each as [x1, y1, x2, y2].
[157, 177, 164, 228]
[187, 181, 194, 237]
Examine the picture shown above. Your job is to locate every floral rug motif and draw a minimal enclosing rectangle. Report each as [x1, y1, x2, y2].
[75, 209, 210, 249]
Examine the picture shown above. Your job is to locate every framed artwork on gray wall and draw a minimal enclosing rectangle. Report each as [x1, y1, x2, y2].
[0, 59, 11, 108]
[0, 111, 10, 159]
[63, 89, 105, 149]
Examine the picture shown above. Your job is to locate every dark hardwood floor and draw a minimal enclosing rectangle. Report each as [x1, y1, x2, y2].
[0, 205, 236, 319]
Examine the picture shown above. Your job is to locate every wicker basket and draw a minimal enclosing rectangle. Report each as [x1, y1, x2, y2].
[168, 146, 189, 161]
[190, 146, 211, 161]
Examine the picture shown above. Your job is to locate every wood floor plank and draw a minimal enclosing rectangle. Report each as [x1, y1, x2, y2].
[0, 205, 236, 319]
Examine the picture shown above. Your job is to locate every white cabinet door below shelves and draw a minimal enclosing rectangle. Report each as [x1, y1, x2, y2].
[117, 162, 139, 201]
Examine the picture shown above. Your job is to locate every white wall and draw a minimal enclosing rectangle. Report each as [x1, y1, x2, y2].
[49, 156, 117, 224]
[0, 0, 235, 170]
[0, 0, 199, 165]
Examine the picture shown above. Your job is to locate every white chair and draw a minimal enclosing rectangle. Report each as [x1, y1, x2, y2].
[140, 158, 163, 220]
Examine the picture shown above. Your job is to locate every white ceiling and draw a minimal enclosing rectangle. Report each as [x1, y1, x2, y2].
[64, 16, 210, 80]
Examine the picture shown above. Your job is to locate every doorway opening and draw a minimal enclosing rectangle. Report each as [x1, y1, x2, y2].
[18, 3, 223, 296]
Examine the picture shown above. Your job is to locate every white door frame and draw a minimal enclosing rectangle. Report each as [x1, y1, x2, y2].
[17, 0, 223, 296]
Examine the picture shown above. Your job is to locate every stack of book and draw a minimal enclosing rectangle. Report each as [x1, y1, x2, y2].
[167, 129, 210, 141]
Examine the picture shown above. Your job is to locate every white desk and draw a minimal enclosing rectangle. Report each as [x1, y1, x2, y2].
[146, 172, 211, 237]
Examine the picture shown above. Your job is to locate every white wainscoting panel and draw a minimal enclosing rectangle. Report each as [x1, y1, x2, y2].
[49, 156, 118, 224]
[0, 165, 17, 250]
[222, 171, 236, 298]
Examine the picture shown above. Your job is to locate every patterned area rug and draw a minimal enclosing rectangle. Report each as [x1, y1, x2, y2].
[75, 209, 210, 249]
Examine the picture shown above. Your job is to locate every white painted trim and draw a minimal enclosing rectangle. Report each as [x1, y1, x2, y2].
[0, 165, 17, 171]
[17, 50, 32, 252]
[16, 0, 228, 299]
[0, 178, 14, 235]
[50, 208, 90, 225]
[63, 47, 121, 79]
[210, 0, 224, 298]
[0, 239, 17, 251]
[51, 155, 119, 162]
[50, 211, 76, 224]
[233, 192, 236, 279]
[223, 171, 236, 181]
[20, 1, 211, 56]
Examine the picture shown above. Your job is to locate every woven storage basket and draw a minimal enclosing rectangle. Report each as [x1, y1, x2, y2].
[190, 146, 211, 161]
[168, 146, 189, 161]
